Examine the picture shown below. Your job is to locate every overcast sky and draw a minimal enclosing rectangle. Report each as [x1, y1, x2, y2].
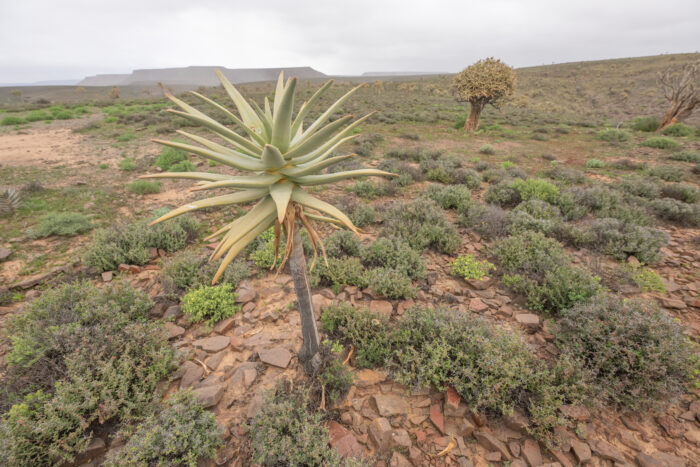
[1, 0, 698, 83]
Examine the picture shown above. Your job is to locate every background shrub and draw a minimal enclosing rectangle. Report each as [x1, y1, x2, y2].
[647, 164, 684, 181]
[589, 218, 669, 263]
[155, 146, 188, 170]
[510, 178, 560, 204]
[642, 137, 679, 149]
[128, 180, 161, 194]
[669, 151, 700, 163]
[28, 212, 92, 238]
[360, 236, 425, 279]
[660, 183, 700, 203]
[555, 295, 697, 409]
[104, 391, 223, 467]
[585, 159, 604, 168]
[479, 144, 496, 155]
[423, 184, 471, 211]
[458, 202, 511, 238]
[597, 128, 630, 142]
[484, 180, 521, 207]
[661, 123, 694, 137]
[648, 198, 700, 226]
[630, 116, 659, 132]
[381, 200, 460, 254]
[451, 254, 495, 280]
[366, 267, 416, 299]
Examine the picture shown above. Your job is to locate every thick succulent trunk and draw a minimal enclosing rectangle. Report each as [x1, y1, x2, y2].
[464, 100, 485, 131]
[289, 224, 321, 374]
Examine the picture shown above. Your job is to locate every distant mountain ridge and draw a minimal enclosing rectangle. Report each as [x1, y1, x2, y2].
[78, 66, 326, 87]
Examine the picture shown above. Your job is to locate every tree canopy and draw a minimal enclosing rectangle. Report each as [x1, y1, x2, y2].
[451, 58, 516, 106]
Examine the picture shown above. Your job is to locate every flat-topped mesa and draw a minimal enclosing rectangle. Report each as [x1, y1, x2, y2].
[78, 66, 326, 87]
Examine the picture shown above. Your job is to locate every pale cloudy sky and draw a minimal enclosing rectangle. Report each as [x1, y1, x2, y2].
[0, 0, 698, 83]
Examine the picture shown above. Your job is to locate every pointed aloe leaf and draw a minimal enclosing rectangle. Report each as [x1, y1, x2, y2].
[211, 197, 276, 259]
[303, 212, 345, 227]
[212, 214, 276, 284]
[284, 115, 353, 160]
[166, 109, 261, 156]
[153, 139, 265, 172]
[215, 69, 262, 133]
[264, 97, 272, 120]
[261, 144, 286, 170]
[290, 80, 333, 139]
[176, 130, 261, 161]
[191, 174, 281, 191]
[291, 188, 357, 232]
[139, 172, 230, 182]
[290, 169, 397, 186]
[273, 71, 285, 116]
[248, 98, 272, 141]
[290, 134, 358, 166]
[149, 189, 268, 225]
[290, 112, 374, 164]
[190, 91, 267, 146]
[282, 154, 355, 177]
[302, 83, 364, 137]
[166, 93, 212, 121]
[272, 77, 297, 152]
[269, 182, 294, 223]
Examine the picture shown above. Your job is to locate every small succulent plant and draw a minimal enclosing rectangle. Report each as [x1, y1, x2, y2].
[143, 71, 395, 283]
[0, 186, 21, 215]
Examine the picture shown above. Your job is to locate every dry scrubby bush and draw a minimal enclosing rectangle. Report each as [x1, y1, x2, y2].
[161, 250, 249, 293]
[660, 183, 700, 203]
[381, 199, 460, 254]
[491, 231, 601, 314]
[661, 123, 694, 137]
[597, 128, 631, 142]
[377, 159, 423, 186]
[506, 199, 564, 235]
[248, 381, 363, 467]
[548, 166, 585, 184]
[647, 164, 685, 182]
[0, 281, 177, 466]
[423, 184, 471, 211]
[589, 218, 669, 264]
[322, 305, 588, 439]
[458, 202, 511, 238]
[630, 116, 660, 132]
[642, 137, 680, 150]
[104, 391, 223, 467]
[669, 150, 700, 163]
[648, 198, 700, 226]
[349, 179, 396, 199]
[27, 212, 93, 238]
[84, 214, 199, 272]
[555, 294, 698, 410]
[616, 175, 661, 199]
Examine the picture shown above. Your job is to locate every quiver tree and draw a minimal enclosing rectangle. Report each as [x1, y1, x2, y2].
[657, 60, 698, 131]
[451, 58, 516, 131]
[141, 71, 396, 372]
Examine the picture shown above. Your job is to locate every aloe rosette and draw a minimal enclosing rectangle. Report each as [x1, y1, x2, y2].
[142, 71, 395, 283]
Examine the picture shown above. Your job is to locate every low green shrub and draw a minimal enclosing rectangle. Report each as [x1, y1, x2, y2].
[360, 236, 425, 279]
[348, 204, 377, 227]
[84, 215, 199, 272]
[647, 164, 684, 182]
[155, 146, 188, 170]
[349, 180, 394, 199]
[597, 128, 630, 142]
[669, 151, 700, 163]
[630, 116, 659, 132]
[453, 168, 482, 188]
[322, 305, 589, 439]
[1, 116, 25, 126]
[609, 158, 645, 170]
[661, 123, 694, 137]
[128, 180, 161, 194]
[660, 183, 700, 203]
[310, 257, 369, 292]
[118, 157, 137, 171]
[648, 198, 700, 226]
[458, 202, 511, 238]
[0, 281, 176, 466]
[182, 284, 240, 327]
[616, 175, 661, 199]
[161, 250, 249, 293]
[451, 254, 495, 280]
[423, 184, 471, 211]
[169, 160, 197, 172]
[381, 200, 460, 254]
[104, 391, 223, 467]
[555, 294, 697, 409]
[484, 180, 521, 207]
[377, 159, 423, 186]
[507, 199, 563, 235]
[642, 137, 680, 149]
[366, 267, 416, 299]
[589, 218, 669, 263]
[324, 230, 362, 259]
[248, 381, 359, 467]
[479, 144, 496, 155]
[27, 212, 92, 238]
[420, 154, 463, 183]
[25, 111, 52, 122]
[510, 178, 560, 204]
[624, 264, 666, 293]
[548, 166, 585, 184]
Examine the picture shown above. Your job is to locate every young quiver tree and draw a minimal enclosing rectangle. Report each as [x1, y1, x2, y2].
[451, 58, 516, 131]
[657, 60, 698, 131]
[141, 71, 396, 372]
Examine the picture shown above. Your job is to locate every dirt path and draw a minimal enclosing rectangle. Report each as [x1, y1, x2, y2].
[0, 127, 97, 168]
